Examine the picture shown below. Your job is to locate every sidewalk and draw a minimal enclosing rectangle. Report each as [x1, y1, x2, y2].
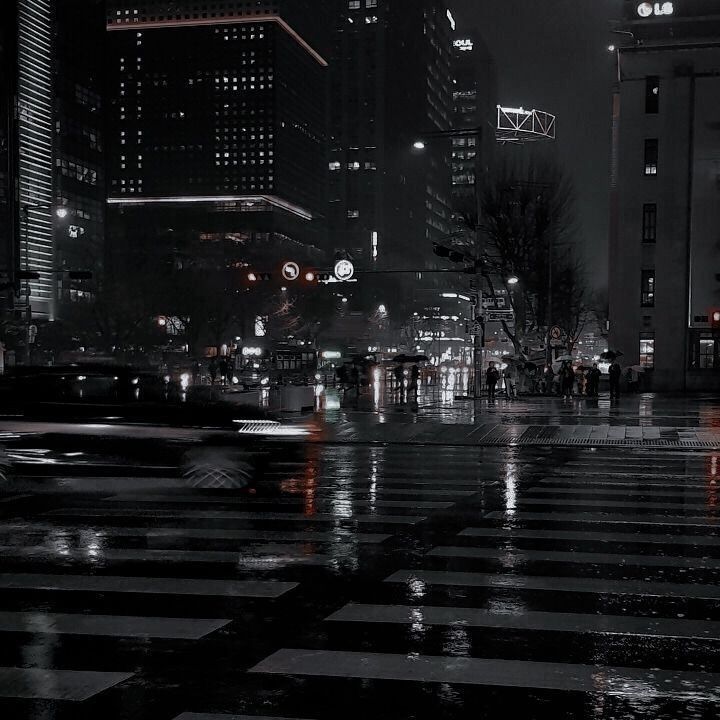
[302, 391, 720, 449]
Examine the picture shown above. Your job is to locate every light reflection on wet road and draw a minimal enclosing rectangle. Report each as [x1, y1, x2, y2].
[1, 416, 720, 718]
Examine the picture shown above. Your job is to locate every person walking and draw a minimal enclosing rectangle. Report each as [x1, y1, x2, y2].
[576, 367, 586, 397]
[208, 356, 218, 385]
[609, 360, 622, 399]
[503, 366, 516, 399]
[586, 363, 601, 397]
[393, 364, 405, 402]
[560, 361, 575, 400]
[543, 364, 555, 395]
[486, 362, 499, 402]
[218, 356, 229, 386]
[409, 364, 420, 401]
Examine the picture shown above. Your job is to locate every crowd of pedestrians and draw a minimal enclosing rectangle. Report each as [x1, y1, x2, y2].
[485, 359, 625, 402]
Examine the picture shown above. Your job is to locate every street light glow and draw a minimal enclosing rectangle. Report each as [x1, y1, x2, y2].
[413, 140, 426, 150]
[508, 276, 520, 285]
[55, 208, 69, 219]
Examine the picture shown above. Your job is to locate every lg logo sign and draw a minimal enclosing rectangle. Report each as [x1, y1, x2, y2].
[637, 2, 674, 17]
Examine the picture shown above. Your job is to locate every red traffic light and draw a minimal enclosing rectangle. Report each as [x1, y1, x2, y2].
[713, 310, 720, 326]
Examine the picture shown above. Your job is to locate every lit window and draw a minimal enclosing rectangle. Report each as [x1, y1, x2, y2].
[348, 0, 360, 8]
[641, 269, 655, 307]
[644, 138, 658, 175]
[347, 209, 359, 218]
[640, 332, 655, 368]
[365, 15, 378, 23]
[347, 161, 360, 171]
[328, 161, 341, 171]
[366, 0, 378, 6]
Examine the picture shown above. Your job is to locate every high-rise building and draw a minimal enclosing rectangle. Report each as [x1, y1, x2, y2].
[105, 1, 328, 253]
[609, 0, 720, 390]
[54, 0, 106, 302]
[327, 0, 455, 280]
[450, 30, 496, 213]
[0, 0, 103, 326]
[0, 3, 17, 302]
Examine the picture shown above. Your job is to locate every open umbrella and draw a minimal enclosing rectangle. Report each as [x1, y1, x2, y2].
[556, 354, 573, 363]
[629, 364, 646, 373]
[600, 350, 624, 361]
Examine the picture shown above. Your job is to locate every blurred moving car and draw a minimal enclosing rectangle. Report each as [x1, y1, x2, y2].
[0, 365, 308, 491]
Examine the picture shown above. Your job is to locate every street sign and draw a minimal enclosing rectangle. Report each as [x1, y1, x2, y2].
[469, 319, 483, 336]
[550, 325, 563, 340]
[334, 259, 355, 282]
[485, 309, 515, 322]
[281, 261, 300, 281]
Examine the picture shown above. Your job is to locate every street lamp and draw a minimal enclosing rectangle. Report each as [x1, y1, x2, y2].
[507, 276, 520, 286]
[412, 140, 426, 150]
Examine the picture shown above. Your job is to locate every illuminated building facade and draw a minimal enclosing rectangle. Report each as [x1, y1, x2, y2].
[16, 0, 55, 318]
[609, 0, 720, 389]
[105, 0, 328, 250]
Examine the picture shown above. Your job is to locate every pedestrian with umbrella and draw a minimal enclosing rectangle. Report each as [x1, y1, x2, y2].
[586, 362, 601, 397]
[559, 360, 575, 401]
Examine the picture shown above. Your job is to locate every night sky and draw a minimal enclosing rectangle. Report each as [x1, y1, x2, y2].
[452, 0, 623, 288]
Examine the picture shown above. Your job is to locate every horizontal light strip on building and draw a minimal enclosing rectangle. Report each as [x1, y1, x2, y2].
[107, 194, 313, 221]
[106, 14, 328, 67]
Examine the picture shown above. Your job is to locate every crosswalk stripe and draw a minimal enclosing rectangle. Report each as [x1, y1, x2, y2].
[326, 603, 720, 639]
[248, 648, 720, 698]
[0, 666, 133, 701]
[174, 715, 314, 720]
[427, 546, 720, 569]
[520, 497, 720, 510]
[0, 546, 335, 566]
[0, 524, 391, 544]
[527, 487, 713, 498]
[42, 509, 427, 525]
[104, 496, 454, 510]
[0, 573, 297, 598]
[459, 527, 720, 546]
[385, 569, 720, 600]
[0, 611, 229, 639]
[483, 510, 720, 527]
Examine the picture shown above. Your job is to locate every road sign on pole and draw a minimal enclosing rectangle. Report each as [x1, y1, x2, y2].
[484, 309, 515, 323]
[550, 325, 563, 340]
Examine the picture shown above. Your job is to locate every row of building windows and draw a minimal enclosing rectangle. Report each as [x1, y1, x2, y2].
[348, 0, 378, 9]
[329, 161, 377, 171]
[56, 157, 99, 186]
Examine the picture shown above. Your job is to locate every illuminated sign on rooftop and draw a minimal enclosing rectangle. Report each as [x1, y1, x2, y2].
[446, 9, 456, 30]
[637, 2, 674, 17]
[453, 38, 474, 51]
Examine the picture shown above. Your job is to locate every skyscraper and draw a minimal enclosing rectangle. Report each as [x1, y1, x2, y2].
[609, 0, 720, 390]
[450, 30, 496, 214]
[105, 0, 328, 252]
[327, 0, 455, 279]
[54, 0, 106, 302]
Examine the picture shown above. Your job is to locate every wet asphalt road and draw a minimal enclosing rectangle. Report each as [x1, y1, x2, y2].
[1, 398, 720, 719]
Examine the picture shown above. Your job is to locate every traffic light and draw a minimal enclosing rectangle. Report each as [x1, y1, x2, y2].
[711, 309, 720, 328]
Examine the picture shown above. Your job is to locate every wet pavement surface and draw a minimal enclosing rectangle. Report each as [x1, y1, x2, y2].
[1, 396, 720, 719]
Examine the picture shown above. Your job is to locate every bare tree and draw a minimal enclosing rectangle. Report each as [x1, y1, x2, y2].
[455, 158, 587, 356]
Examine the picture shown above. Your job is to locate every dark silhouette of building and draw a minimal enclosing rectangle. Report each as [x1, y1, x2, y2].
[327, 0, 455, 276]
[609, 0, 720, 390]
[105, 1, 328, 254]
[451, 30, 497, 214]
[55, 0, 106, 303]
